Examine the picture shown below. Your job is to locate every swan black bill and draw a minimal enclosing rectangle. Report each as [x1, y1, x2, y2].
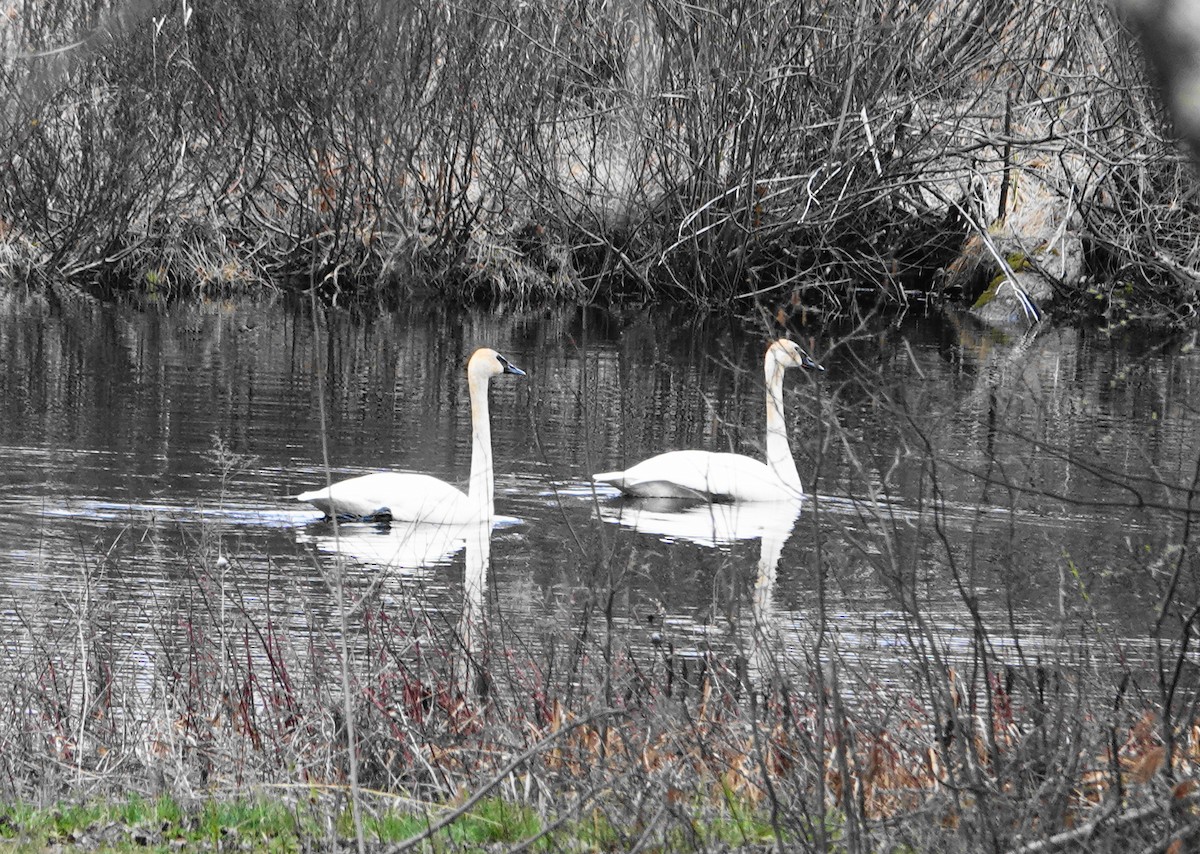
[498, 354, 526, 376]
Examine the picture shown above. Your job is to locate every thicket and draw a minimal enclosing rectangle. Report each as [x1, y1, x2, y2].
[0, 0, 1193, 320]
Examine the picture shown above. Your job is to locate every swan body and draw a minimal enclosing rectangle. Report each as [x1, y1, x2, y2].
[593, 339, 821, 502]
[594, 450, 792, 502]
[297, 347, 524, 524]
[298, 473, 472, 524]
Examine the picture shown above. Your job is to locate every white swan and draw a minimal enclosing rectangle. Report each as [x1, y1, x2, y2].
[297, 347, 525, 524]
[593, 339, 822, 501]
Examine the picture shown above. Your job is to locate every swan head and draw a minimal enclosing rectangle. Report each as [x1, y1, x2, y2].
[468, 347, 526, 380]
[768, 338, 823, 372]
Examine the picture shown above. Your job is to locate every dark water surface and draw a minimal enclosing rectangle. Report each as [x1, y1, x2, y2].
[0, 289, 1196, 695]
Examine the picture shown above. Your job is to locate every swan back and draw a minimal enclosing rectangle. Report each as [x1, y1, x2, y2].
[595, 450, 793, 502]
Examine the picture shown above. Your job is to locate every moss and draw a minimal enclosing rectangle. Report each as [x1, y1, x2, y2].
[1005, 251, 1032, 272]
[973, 274, 1005, 308]
[973, 250, 1039, 309]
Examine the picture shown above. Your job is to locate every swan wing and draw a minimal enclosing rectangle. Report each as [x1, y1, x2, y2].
[594, 450, 797, 502]
[297, 472, 472, 523]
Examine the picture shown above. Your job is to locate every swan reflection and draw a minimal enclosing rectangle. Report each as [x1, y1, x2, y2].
[748, 505, 793, 693]
[296, 519, 478, 570]
[596, 496, 802, 547]
[597, 495, 802, 693]
[297, 517, 494, 697]
[457, 519, 491, 697]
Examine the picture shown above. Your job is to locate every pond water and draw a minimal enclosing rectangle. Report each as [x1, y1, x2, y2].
[0, 287, 1196, 702]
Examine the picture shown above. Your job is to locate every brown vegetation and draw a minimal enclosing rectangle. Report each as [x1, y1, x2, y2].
[0, 0, 1194, 324]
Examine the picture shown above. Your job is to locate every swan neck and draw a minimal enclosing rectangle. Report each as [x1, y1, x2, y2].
[467, 372, 494, 521]
[764, 358, 802, 493]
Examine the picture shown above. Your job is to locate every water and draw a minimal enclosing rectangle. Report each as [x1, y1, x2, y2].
[0, 287, 1196, 699]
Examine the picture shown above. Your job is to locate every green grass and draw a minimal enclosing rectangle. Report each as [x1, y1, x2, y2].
[0, 794, 310, 852]
[343, 796, 541, 847]
[0, 791, 794, 852]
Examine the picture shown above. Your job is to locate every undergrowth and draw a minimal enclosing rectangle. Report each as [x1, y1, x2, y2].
[0, 0, 1192, 325]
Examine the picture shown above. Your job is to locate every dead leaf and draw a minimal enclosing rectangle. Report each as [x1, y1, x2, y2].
[1130, 746, 1165, 784]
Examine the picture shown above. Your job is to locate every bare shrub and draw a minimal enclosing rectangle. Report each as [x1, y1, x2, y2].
[0, 0, 1185, 319]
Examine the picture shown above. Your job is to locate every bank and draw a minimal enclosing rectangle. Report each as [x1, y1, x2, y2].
[0, 0, 1194, 329]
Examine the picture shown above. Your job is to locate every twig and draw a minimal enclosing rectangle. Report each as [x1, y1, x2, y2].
[861, 105, 883, 177]
[1006, 797, 1199, 854]
[1134, 817, 1200, 854]
[308, 264, 366, 854]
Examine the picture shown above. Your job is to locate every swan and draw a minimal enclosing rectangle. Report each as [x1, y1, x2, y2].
[592, 338, 822, 502]
[297, 347, 525, 524]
